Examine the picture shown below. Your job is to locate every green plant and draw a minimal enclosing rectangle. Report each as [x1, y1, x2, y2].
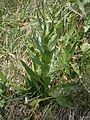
[21, 2, 54, 97]
[20, 0, 90, 109]
[0, 1, 90, 115]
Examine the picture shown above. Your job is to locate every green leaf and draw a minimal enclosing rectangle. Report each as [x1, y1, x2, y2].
[44, 77, 51, 87]
[48, 34, 57, 51]
[65, 63, 70, 75]
[21, 60, 41, 91]
[28, 50, 43, 67]
[42, 50, 52, 64]
[33, 33, 44, 54]
[62, 82, 79, 92]
[56, 96, 73, 108]
[21, 60, 39, 83]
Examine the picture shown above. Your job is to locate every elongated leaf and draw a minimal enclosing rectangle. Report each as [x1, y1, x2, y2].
[33, 33, 44, 54]
[21, 60, 39, 81]
[28, 50, 43, 66]
[48, 34, 57, 51]
[21, 60, 41, 91]
[44, 77, 51, 88]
